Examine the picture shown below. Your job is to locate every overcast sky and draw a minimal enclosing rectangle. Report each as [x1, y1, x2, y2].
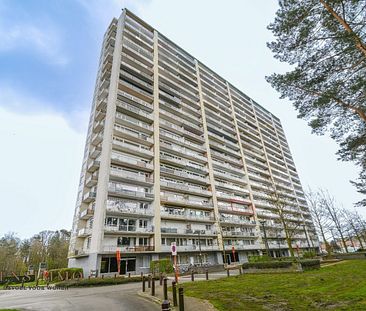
[0, 0, 363, 238]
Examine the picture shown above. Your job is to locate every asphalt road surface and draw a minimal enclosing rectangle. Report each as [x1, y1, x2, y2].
[0, 282, 160, 311]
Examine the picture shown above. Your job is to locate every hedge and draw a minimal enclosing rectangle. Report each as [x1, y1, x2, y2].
[48, 268, 83, 281]
[56, 275, 159, 288]
[299, 259, 320, 270]
[242, 259, 320, 270]
[242, 261, 293, 269]
[150, 259, 174, 274]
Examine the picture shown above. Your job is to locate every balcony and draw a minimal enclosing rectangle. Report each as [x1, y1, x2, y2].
[220, 217, 256, 226]
[112, 138, 154, 158]
[160, 195, 213, 209]
[116, 100, 153, 122]
[78, 228, 92, 237]
[224, 243, 260, 251]
[106, 205, 154, 217]
[115, 112, 153, 134]
[160, 154, 207, 174]
[212, 160, 244, 175]
[160, 141, 207, 163]
[160, 228, 217, 236]
[93, 120, 105, 133]
[118, 90, 153, 110]
[114, 124, 153, 146]
[80, 208, 94, 220]
[109, 168, 153, 186]
[160, 210, 215, 222]
[104, 225, 154, 235]
[222, 231, 257, 238]
[159, 119, 204, 142]
[160, 180, 211, 197]
[213, 170, 246, 185]
[210, 150, 243, 166]
[87, 160, 100, 173]
[108, 183, 154, 201]
[85, 172, 98, 187]
[103, 245, 154, 253]
[82, 191, 96, 203]
[161, 245, 219, 252]
[160, 166, 209, 184]
[215, 181, 249, 194]
[159, 131, 205, 153]
[91, 133, 103, 146]
[89, 146, 102, 159]
[110, 152, 153, 172]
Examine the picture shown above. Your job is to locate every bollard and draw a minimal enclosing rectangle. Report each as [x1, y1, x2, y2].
[178, 287, 184, 311]
[140, 272, 143, 280]
[151, 277, 155, 296]
[162, 300, 170, 311]
[191, 271, 194, 282]
[163, 278, 168, 300]
[205, 269, 209, 281]
[226, 269, 230, 277]
[21, 278, 25, 289]
[239, 267, 242, 275]
[160, 272, 163, 286]
[172, 281, 178, 307]
[128, 272, 131, 278]
[148, 274, 151, 288]
[142, 276, 146, 292]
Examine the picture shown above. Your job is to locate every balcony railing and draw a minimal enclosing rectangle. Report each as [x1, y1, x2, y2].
[160, 195, 213, 209]
[103, 245, 154, 253]
[161, 228, 217, 235]
[104, 225, 153, 233]
[106, 205, 154, 216]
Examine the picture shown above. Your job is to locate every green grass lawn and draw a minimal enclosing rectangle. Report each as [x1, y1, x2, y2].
[181, 260, 366, 311]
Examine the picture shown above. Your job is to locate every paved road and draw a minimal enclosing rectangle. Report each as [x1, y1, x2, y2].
[0, 282, 160, 311]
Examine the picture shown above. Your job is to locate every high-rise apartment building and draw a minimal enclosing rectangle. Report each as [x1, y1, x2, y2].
[68, 9, 318, 276]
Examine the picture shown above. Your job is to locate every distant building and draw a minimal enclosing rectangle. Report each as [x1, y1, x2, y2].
[68, 9, 318, 276]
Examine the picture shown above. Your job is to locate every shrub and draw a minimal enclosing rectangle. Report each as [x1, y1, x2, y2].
[299, 259, 320, 270]
[248, 255, 273, 263]
[56, 275, 159, 288]
[49, 268, 83, 281]
[242, 261, 293, 269]
[302, 251, 316, 259]
[150, 259, 174, 274]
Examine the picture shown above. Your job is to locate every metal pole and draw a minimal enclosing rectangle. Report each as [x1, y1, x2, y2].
[191, 271, 194, 281]
[148, 274, 151, 288]
[205, 269, 208, 280]
[163, 278, 168, 300]
[142, 276, 146, 292]
[151, 277, 155, 296]
[172, 281, 178, 307]
[178, 287, 184, 311]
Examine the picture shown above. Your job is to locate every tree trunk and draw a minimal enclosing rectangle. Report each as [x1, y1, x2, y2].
[319, 0, 366, 58]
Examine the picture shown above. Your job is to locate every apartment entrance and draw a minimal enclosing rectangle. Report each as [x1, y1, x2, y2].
[120, 258, 136, 275]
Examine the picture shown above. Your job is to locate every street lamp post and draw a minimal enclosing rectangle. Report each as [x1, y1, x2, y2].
[259, 220, 271, 257]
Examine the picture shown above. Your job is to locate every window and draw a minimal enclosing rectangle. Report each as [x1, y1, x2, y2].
[139, 237, 149, 245]
[139, 219, 147, 228]
[117, 237, 130, 246]
[106, 217, 118, 226]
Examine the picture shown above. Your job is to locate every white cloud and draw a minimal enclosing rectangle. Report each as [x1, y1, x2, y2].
[0, 19, 68, 65]
[0, 107, 85, 238]
[0, 85, 89, 132]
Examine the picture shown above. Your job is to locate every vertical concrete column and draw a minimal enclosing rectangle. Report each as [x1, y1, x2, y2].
[152, 29, 162, 252]
[195, 60, 224, 253]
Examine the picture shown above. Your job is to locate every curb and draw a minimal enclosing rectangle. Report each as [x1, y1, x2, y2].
[137, 290, 178, 310]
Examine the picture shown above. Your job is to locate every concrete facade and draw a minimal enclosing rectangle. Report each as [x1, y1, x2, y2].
[68, 9, 319, 276]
